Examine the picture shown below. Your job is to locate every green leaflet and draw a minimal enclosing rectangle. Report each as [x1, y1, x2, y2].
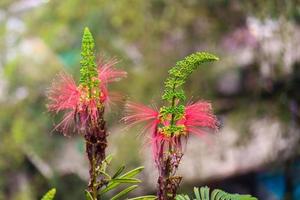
[99, 166, 144, 194]
[175, 186, 257, 200]
[41, 188, 56, 200]
[94, 155, 144, 199]
[109, 178, 141, 184]
[110, 185, 138, 200]
[195, 186, 203, 200]
[127, 195, 157, 200]
[112, 165, 126, 179]
[99, 154, 113, 173]
[176, 195, 190, 200]
[98, 169, 111, 179]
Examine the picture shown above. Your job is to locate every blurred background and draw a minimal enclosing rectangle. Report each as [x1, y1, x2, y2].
[0, 0, 300, 199]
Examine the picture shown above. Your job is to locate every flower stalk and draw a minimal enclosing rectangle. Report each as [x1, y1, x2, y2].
[79, 28, 106, 199]
[123, 52, 219, 200]
[47, 27, 126, 200]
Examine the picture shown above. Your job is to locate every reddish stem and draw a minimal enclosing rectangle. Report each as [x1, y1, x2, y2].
[84, 107, 107, 200]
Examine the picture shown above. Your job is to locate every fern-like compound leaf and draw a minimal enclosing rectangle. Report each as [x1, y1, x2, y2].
[176, 186, 257, 200]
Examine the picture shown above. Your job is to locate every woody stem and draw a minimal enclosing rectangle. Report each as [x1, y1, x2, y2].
[85, 107, 107, 200]
[86, 141, 99, 200]
[91, 148, 98, 199]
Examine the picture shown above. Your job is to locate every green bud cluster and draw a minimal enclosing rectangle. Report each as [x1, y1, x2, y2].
[80, 27, 99, 98]
[159, 105, 185, 121]
[160, 125, 186, 137]
[160, 52, 219, 137]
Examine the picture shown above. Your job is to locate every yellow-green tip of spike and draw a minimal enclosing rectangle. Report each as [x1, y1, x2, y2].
[82, 27, 94, 46]
[84, 27, 92, 37]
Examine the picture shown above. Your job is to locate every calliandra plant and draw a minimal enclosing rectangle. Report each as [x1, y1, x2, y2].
[47, 27, 127, 199]
[123, 52, 219, 200]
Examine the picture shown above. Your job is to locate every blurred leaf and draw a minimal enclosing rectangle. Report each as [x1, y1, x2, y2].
[41, 188, 56, 200]
[84, 190, 93, 200]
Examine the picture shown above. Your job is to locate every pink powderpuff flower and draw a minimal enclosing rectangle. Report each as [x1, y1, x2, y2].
[123, 102, 159, 131]
[179, 100, 218, 137]
[98, 58, 127, 84]
[47, 73, 80, 135]
[47, 60, 126, 136]
[98, 58, 127, 103]
[47, 72, 80, 113]
[123, 102, 161, 158]
[151, 131, 172, 163]
[123, 100, 218, 162]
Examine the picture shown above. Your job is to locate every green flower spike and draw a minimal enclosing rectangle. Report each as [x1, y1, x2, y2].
[80, 27, 99, 98]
